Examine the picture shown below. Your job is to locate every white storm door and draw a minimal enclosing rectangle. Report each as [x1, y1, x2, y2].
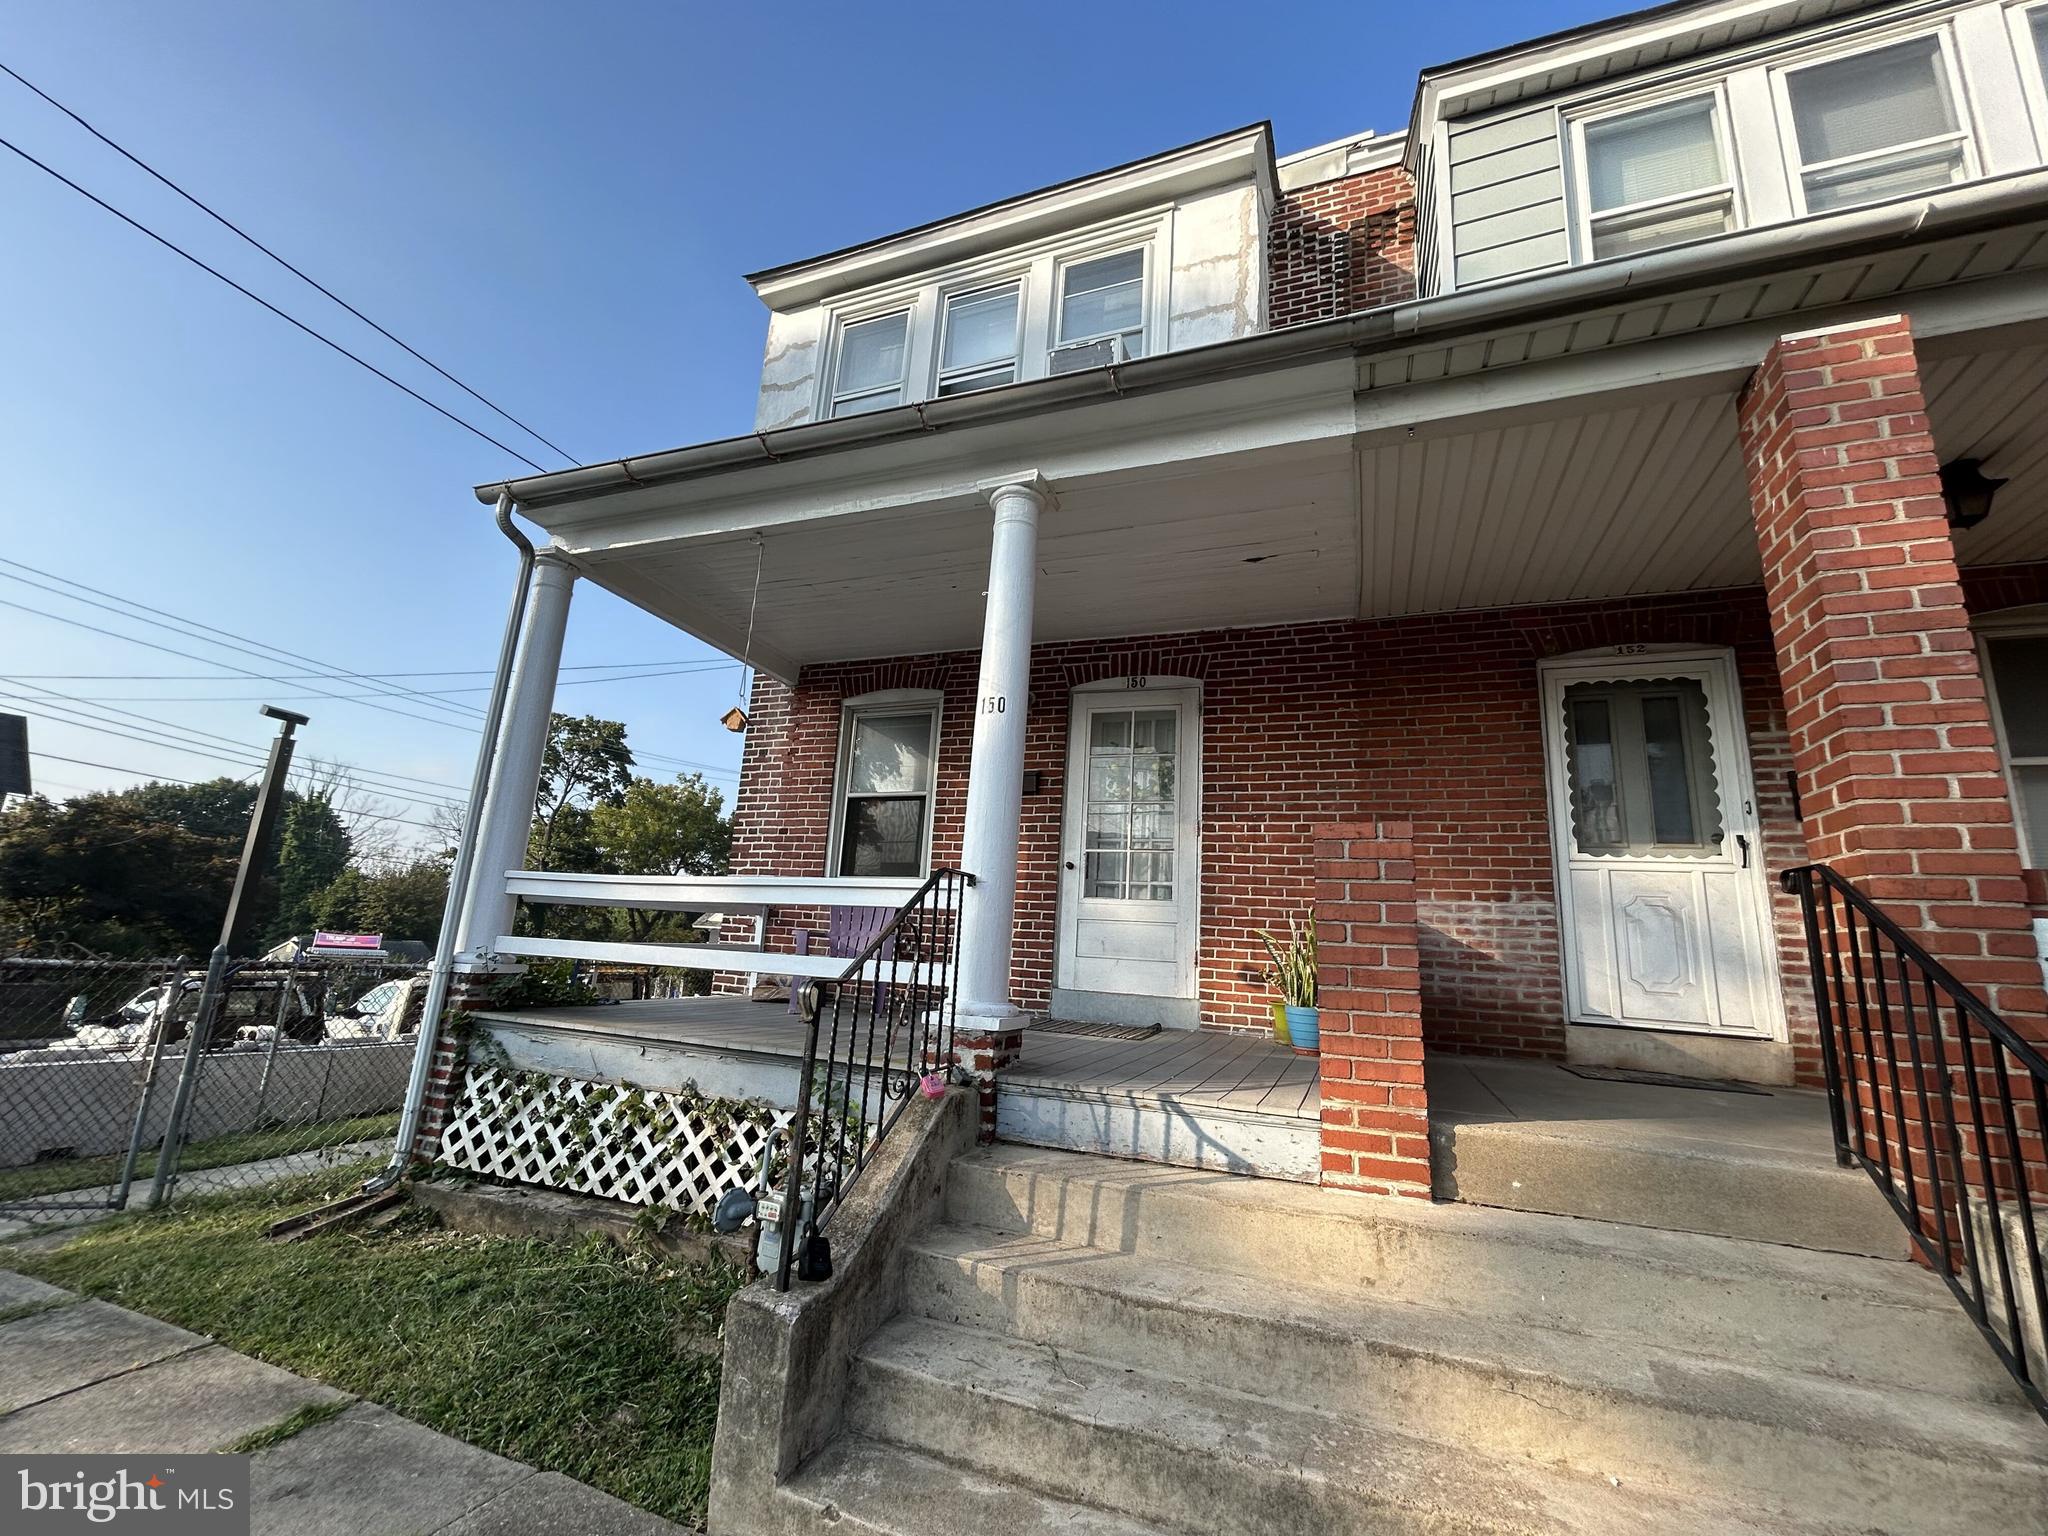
[1056, 688, 1200, 1003]
[1541, 653, 1782, 1038]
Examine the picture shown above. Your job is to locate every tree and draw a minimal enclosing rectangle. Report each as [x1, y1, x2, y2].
[272, 791, 354, 943]
[531, 714, 634, 871]
[311, 860, 450, 948]
[588, 774, 732, 941]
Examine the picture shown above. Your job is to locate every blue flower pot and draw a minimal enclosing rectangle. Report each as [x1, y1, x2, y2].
[1283, 1005, 1320, 1055]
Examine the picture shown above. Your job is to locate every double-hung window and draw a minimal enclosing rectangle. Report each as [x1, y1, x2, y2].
[831, 701, 939, 877]
[1577, 94, 1736, 260]
[829, 310, 911, 418]
[1983, 630, 2048, 867]
[1056, 249, 1146, 360]
[1782, 36, 1970, 214]
[937, 283, 1021, 396]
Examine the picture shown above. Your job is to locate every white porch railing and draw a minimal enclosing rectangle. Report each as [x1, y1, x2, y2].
[490, 870, 937, 983]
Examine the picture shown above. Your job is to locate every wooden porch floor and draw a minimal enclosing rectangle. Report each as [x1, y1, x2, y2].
[1012, 1027, 1319, 1121]
[473, 998, 1319, 1120]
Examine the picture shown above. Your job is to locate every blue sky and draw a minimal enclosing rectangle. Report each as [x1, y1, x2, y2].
[0, 0, 1618, 854]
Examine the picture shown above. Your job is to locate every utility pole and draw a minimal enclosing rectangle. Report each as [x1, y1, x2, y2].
[148, 705, 311, 1209]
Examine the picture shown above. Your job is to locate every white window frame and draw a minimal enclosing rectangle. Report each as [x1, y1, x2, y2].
[934, 278, 1026, 398]
[2007, 0, 2048, 158]
[1769, 24, 1980, 218]
[1978, 608, 2048, 868]
[824, 689, 943, 880]
[824, 306, 915, 419]
[1053, 243, 1150, 360]
[1565, 82, 1743, 264]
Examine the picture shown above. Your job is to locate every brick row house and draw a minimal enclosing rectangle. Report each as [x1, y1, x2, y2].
[416, 2, 2048, 1529]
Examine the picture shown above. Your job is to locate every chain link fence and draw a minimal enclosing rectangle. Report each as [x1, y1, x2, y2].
[0, 949, 427, 1223]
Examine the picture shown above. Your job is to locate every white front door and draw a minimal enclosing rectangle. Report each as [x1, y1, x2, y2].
[1054, 683, 1201, 1024]
[1540, 649, 1783, 1039]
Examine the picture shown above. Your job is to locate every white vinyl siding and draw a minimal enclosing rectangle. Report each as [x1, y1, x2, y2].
[1780, 35, 1971, 213]
[829, 311, 910, 418]
[1577, 94, 1736, 260]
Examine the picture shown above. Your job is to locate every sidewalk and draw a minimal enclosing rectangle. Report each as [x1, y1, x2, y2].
[0, 1267, 693, 1535]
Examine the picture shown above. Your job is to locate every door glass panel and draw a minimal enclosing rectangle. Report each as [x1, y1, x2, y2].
[1081, 706, 1178, 900]
[1563, 678, 1723, 858]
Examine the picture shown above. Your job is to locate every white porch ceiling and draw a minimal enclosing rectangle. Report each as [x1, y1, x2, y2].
[571, 325, 2048, 679]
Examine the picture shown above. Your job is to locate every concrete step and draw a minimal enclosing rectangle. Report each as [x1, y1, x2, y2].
[995, 1080, 1320, 1182]
[901, 1223, 2048, 1517]
[775, 1433, 1173, 1536]
[945, 1146, 2005, 1400]
[1429, 1110, 1906, 1256]
[847, 1316, 1817, 1536]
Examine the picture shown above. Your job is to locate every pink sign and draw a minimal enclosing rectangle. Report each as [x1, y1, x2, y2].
[312, 931, 383, 951]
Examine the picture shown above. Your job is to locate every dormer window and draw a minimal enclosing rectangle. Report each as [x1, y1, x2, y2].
[937, 283, 1022, 396]
[1057, 249, 1147, 360]
[1575, 94, 1736, 260]
[829, 310, 911, 418]
[1781, 36, 1970, 214]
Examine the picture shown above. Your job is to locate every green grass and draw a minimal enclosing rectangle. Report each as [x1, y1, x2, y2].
[12, 1167, 746, 1525]
[225, 1399, 349, 1454]
[0, 1114, 400, 1201]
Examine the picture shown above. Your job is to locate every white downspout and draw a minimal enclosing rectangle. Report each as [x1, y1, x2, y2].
[369, 492, 532, 1189]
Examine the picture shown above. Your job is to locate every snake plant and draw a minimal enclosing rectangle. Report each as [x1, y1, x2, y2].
[1255, 915, 1318, 1009]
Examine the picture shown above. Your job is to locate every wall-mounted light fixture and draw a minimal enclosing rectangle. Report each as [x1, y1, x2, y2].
[1939, 458, 2006, 531]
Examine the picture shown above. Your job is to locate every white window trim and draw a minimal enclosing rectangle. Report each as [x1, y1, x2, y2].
[824, 305, 916, 420]
[824, 689, 944, 880]
[2007, 0, 2048, 158]
[1564, 82, 1744, 265]
[810, 205, 1171, 421]
[1767, 23, 1980, 219]
[1978, 607, 2048, 868]
[934, 278, 1026, 398]
[1053, 243, 1151, 359]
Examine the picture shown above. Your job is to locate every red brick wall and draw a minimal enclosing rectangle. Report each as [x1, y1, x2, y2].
[1315, 821, 1429, 1197]
[1268, 165, 1416, 327]
[1738, 316, 2046, 1032]
[727, 588, 1823, 1078]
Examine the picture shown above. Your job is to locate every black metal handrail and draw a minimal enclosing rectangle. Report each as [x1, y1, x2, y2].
[1783, 864, 2048, 1418]
[773, 868, 972, 1291]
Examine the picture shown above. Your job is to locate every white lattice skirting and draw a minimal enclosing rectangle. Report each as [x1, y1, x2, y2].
[437, 1065, 793, 1216]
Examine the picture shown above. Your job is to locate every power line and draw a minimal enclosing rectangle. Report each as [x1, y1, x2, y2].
[0, 680, 470, 803]
[0, 59, 577, 466]
[0, 660, 725, 681]
[0, 558, 492, 727]
[0, 128, 553, 474]
[26, 750, 444, 833]
[14, 660, 742, 702]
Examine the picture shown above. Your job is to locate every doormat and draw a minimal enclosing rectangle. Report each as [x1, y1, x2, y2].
[1562, 1065, 1770, 1095]
[1034, 1018, 1163, 1042]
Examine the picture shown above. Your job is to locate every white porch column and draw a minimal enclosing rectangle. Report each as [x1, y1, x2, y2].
[955, 473, 1053, 1029]
[453, 551, 577, 962]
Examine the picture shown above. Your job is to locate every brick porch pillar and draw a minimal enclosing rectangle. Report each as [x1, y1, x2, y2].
[406, 969, 501, 1167]
[1314, 821, 1431, 1197]
[1737, 314, 2046, 1033]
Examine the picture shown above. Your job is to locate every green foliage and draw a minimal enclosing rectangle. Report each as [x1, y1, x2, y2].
[226, 1399, 349, 1454]
[1256, 914, 1319, 1008]
[491, 958, 601, 1010]
[14, 1168, 745, 1525]
[311, 859, 449, 948]
[273, 793, 354, 942]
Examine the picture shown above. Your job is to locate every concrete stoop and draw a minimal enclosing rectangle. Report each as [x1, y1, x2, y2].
[771, 1146, 2048, 1536]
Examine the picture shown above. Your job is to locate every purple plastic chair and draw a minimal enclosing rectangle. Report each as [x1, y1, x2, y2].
[788, 906, 896, 1013]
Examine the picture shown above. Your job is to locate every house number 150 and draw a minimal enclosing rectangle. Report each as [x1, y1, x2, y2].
[982, 695, 1006, 714]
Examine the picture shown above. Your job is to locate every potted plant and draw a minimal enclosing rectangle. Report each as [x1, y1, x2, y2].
[1257, 916, 1319, 1055]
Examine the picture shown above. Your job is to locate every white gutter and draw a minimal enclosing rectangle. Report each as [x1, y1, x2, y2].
[476, 168, 2048, 514]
